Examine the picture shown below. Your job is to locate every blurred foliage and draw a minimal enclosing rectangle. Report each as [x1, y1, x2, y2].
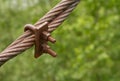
[0, 0, 120, 81]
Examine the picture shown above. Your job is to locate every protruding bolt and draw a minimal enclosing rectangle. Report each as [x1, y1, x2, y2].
[42, 31, 56, 43]
[46, 48, 57, 57]
[48, 36, 56, 43]
[42, 31, 50, 38]
[42, 44, 57, 57]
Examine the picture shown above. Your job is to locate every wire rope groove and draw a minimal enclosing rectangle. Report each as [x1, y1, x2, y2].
[0, 0, 80, 67]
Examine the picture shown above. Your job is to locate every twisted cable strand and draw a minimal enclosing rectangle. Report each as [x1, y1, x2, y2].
[35, 0, 77, 26]
[0, 0, 80, 67]
[48, 0, 80, 32]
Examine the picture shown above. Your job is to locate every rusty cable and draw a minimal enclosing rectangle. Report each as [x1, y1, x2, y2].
[0, 0, 80, 67]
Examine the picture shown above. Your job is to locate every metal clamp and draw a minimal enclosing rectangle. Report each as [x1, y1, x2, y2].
[24, 22, 57, 58]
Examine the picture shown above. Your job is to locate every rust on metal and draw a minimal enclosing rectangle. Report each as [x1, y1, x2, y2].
[0, 0, 80, 67]
[24, 22, 57, 58]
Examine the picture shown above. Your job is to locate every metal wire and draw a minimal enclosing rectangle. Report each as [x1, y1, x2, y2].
[0, 0, 80, 67]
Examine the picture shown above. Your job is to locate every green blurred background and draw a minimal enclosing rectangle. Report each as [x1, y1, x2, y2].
[0, 0, 120, 81]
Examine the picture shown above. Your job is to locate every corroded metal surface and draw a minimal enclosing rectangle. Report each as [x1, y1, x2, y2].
[0, 0, 80, 67]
